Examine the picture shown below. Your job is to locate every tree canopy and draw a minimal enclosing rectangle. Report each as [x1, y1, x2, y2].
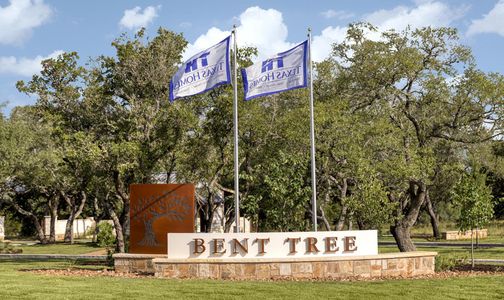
[0, 24, 502, 252]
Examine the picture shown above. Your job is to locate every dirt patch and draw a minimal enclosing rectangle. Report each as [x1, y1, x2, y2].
[83, 249, 108, 256]
[452, 264, 504, 273]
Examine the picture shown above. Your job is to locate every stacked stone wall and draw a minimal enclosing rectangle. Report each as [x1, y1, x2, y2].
[114, 252, 437, 280]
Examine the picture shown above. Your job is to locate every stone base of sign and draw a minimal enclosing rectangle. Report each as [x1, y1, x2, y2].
[111, 252, 437, 279]
[113, 253, 166, 273]
[442, 229, 487, 240]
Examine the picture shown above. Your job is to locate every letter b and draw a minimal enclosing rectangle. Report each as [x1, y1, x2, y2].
[193, 238, 205, 254]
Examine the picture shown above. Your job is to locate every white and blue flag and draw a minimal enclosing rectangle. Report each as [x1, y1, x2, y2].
[170, 36, 231, 101]
[241, 41, 308, 101]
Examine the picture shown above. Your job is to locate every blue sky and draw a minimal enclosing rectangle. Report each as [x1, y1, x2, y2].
[1, 0, 504, 115]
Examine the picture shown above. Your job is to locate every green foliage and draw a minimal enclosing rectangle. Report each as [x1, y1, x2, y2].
[0, 210, 22, 237]
[243, 151, 311, 232]
[0, 242, 22, 254]
[434, 255, 465, 272]
[452, 170, 494, 231]
[96, 222, 116, 249]
[347, 168, 398, 229]
[1, 23, 503, 247]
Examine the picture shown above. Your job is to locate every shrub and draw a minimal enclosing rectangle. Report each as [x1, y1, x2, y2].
[96, 222, 116, 266]
[435, 255, 466, 272]
[0, 242, 22, 254]
[96, 222, 115, 249]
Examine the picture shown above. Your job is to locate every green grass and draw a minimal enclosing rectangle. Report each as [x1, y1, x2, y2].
[379, 235, 504, 244]
[409, 220, 504, 237]
[0, 261, 503, 299]
[1, 240, 104, 255]
[378, 219, 504, 260]
[380, 245, 504, 260]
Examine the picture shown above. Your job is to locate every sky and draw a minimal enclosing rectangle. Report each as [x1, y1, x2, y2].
[1, 0, 504, 115]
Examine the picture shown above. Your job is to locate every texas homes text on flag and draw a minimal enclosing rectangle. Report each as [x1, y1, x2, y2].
[241, 40, 308, 101]
[169, 36, 231, 101]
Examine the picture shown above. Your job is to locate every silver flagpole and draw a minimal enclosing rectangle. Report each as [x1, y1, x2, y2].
[308, 28, 317, 232]
[232, 25, 240, 233]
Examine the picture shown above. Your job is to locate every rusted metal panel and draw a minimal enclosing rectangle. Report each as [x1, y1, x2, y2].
[129, 184, 194, 254]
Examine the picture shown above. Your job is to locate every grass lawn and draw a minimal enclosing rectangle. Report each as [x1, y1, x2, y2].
[379, 245, 504, 260]
[379, 236, 504, 244]
[410, 220, 504, 237]
[1, 240, 104, 255]
[0, 261, 503, 300]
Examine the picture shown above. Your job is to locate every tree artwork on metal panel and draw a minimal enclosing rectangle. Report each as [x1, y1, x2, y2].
[131, 190, 191, 247]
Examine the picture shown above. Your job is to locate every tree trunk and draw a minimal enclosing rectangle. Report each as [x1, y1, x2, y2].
[113, 172, 130, 252]
[336, 204, 348, 231]
[92, 196, 103, 243]
[471, 227, 475, 269]
[120, 200, 130, 251]
[320, 182, 332, 231]
[200, 208, 213, 233]
[390, 182, 428, 252]
[49, 210, 57, 243]
[10, 201, 48, 244]
[390, 223, 416, 252]
[107, 204, 125, 253]
[357, 218, 366, 230]
[348, 214, 353, 230]
[319, 208, 331, 231]
[63, 191, 87, 244]
[63, 215, 75, 244]
[424, 191, 440, 239]
[34, 218, 48, 244]
[48, 196, 59, 243]
[224, 208, 235, 233]
[476, 227, 479, 249]
[336, 178, 348, 231]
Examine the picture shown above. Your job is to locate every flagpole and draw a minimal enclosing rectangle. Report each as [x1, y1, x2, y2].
[232, 25, 240, 233]
[308, 28, 317, 232]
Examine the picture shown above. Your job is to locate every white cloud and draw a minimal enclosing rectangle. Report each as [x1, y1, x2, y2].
[313, 1, 467, 61]
[183, 27, 230, 60]
[0, 0, 52, 45]
[183, 7, 294, 61]
[321, 9, 355, 20]
[237, 7, 293, 57]
[312, 26, 347, 62]
[364, 1, 467, 31]
[467, 0, 504, 37]
[184, 2, 468, 64]
[0, 50, 64, 77]
[119, 5, 160, 30]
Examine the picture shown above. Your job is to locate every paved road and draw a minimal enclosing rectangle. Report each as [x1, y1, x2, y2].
[379, 241, 504, 248]
[0, 254, 107, 260]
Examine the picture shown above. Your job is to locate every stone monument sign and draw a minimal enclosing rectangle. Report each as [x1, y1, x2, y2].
[129, 184, 194, 254]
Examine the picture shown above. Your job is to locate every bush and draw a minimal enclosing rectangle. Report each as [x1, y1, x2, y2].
[435, 255, 466, 272]
[0, 210, 22, 237]
[96, 222, 115, 249]
[96, 222, 116, 266]
[0, 242, 22, 254]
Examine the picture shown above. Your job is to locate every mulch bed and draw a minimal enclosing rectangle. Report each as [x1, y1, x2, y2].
[25, 268, 151, 279]
[23, 264, 504, 281]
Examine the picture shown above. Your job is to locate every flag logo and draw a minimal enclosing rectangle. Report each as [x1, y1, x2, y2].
[241, 41, 308, 101]
[170, 36, 231, 101]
